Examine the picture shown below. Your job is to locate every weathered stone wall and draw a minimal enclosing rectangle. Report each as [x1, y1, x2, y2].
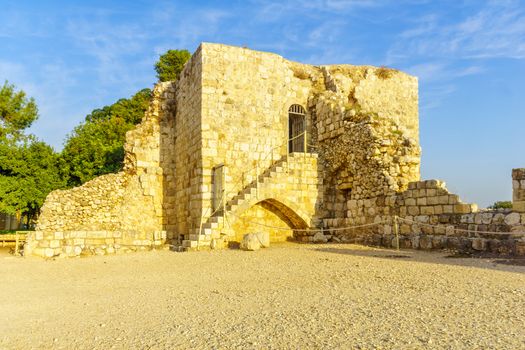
[310, 65, 420, 222]
[25, 48, 206, 257]
[25, 173, 165, 258]
[312, 178, 525, 256]
[513, 168, 525, 212]
[199, 44, 323, 228]
[171, 48, 203, 238]
[25, 82, 174, 257]
[27, 42, 519, 258]
[187, 153, 322, 250]
[189, 43, 419, 250]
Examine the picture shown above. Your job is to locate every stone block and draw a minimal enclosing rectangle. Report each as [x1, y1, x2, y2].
[442, 205, 453, 213]
[427, 196, 439, 205]
[411, 235, 420, 249]
[516, 242, 525, 256]
[419, 236, 432, 249]
[487, 239, 501, 253]
[312, 231, 328, 243]
[405, 198, 416, 206]
[454, 204, 472, 214]
[471, 238, 486, 251]
[240, 233, 261, 251]
[505, 212, 521, 225]
[408, 206, 419, 216]
[421, 206, 434, 215]
[432, 236, 445, 249]
[513, 201, 525, 213]
[448, 195, 459, 204]
[446, 237, 460, 250]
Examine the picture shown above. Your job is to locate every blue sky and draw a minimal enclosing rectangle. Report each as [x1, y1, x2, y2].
[0, 0, 523, 207]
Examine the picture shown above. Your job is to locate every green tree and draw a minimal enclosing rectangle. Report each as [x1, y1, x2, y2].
[0, 139, 65, 224]
[488, 201, 512, 209]
[0, 81, 64, 224]
[0, 80, 38, 137]
[61, 88, 152, 186]
[154, 49, 191, 82]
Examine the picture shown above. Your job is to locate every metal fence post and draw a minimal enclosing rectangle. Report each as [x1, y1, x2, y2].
[393, 215, 399, 250]
[255, 163, 259, 199]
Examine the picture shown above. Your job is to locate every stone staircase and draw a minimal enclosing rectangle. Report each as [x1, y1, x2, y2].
[181, 153, 319, 250]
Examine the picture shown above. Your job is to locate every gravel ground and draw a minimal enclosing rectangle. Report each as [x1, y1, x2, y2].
[1, 243, 524, 349]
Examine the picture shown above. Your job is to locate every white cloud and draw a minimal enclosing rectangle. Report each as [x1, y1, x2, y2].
[391, 1, 525, 60]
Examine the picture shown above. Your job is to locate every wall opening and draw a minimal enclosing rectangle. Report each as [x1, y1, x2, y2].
[288, 104, 306, 153]
[231, 198, 309, 242]
[212, 164, 225, 214]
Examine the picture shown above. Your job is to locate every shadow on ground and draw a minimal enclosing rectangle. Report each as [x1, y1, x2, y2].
[313, 244, 525, 274]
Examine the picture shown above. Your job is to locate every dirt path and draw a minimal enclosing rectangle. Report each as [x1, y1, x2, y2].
[1, 243, 524, 349]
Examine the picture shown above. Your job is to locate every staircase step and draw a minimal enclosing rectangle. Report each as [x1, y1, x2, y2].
[203, 222, 219, 229]
[209, 216, 224, 224]
[182, 240, 197, 248]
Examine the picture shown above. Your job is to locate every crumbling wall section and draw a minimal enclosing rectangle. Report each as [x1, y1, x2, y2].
[308, 178, 525, 256]
[310, 65, 420, 221]
[25, 81, 178, 258]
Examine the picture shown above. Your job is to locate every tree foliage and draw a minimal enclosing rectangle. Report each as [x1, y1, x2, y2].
[154, 49, 191, 82]
[0, 80, 38, 136]
[61, 88, 152, 186]
[488, 201, 512, 209]
[0, 81, 64, 223]
[0, 139, 65, 222]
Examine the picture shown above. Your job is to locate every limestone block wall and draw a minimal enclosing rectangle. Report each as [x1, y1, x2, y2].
[169, 48, 202, 238]
[311, 65, 420, 221]
[188, 153, 323, 250]
[314, 178, 525, 256]
[228, 154, 323, 240]
[25, 80, 183, 257]
[513, 168, 525, 212]
[199, 44, 323, 225]
[193, 44, 420, 248]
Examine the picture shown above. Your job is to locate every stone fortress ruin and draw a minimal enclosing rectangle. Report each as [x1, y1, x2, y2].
[25, 43, 525, 258]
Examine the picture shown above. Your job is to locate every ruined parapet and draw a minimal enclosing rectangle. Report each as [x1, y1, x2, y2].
[25, 82, 177, 258]
[513, 168, 525, 212]
[321, 177, 525, 256]
[313, 65, 420, 199]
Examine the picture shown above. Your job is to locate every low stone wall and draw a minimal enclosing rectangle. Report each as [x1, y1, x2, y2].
[299, 179, 525, 256]
[24, 172, 165, 258]
[24, 82, 177, 258]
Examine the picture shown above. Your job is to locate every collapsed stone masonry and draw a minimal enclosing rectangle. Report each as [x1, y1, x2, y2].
[25, 43, 525, 258]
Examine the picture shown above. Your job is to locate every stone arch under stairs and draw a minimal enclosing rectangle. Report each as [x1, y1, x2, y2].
[226, 197, 309, 243]
[183, 153, 323, 250]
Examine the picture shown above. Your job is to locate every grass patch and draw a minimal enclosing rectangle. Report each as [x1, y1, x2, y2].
[375, 66, 396, 80]
[0, 229, 32, 235]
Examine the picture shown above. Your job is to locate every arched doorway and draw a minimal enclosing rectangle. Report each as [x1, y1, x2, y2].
[230, 198, 309, 242]
[288, 104, 306, 153]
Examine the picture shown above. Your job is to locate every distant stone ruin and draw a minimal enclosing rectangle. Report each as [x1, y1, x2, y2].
[24, 43, 525, 258]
